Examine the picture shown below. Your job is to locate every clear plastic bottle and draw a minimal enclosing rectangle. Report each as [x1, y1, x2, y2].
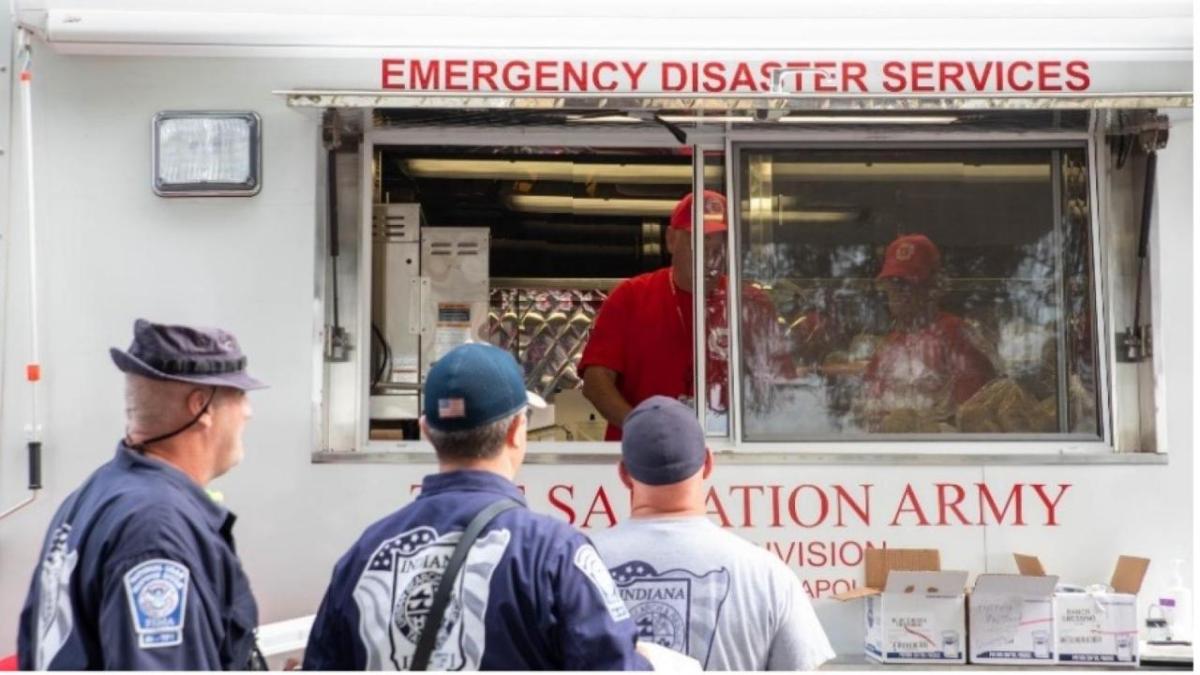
[1157, 558, 1192, 642]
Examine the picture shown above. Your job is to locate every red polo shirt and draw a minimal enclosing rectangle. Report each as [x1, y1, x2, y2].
[579, 268, 791, 440]
[862, 312, 996, 414]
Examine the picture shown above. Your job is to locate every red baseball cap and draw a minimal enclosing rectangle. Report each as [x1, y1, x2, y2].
[670, 190, 728, 234]
[878, 234, 941, 282]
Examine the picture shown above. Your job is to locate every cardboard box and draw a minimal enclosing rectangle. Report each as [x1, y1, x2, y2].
[833, 548, 969, 664]
[1015, 553, 1150, 666]
[968, 573, 1059, 665]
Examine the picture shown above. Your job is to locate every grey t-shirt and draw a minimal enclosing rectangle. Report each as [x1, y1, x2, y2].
[592, 516, 835, 671]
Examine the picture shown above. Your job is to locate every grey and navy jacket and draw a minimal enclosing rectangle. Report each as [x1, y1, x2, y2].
[17, 442, 258, 670]
[303, 470, 651, 670]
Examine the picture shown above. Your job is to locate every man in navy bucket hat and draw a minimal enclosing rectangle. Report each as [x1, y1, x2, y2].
[305, 343, 659, 670]
[592, 396, 836, 671]
[17, 319, 268, 670]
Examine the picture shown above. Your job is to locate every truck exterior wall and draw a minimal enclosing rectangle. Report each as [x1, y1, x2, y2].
[0, 48, 1191, 657]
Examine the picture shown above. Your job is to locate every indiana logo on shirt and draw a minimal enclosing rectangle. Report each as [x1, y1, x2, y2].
[353, 525, 510, 670]
[609, 561, 731, 667]
[35, 524, 78, 669]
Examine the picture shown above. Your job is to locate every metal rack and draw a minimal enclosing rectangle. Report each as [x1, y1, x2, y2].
[486, 280, 619, 400]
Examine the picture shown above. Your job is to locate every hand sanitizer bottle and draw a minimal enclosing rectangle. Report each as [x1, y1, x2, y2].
[1158, 558, 1192, 642]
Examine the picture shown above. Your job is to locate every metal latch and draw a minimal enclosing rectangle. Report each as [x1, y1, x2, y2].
[325, 325, 353, 362]
[1107, 111, 1170, 165]
[1115, 324, 1152, 363]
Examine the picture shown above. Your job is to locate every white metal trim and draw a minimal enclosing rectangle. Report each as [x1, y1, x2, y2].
[724, 132, 742, 445]
[355, 137, 375, 452]
[692, 145, 707, 431]
[726, 134, 1113, 450]
[1088, 112, 1115, 446]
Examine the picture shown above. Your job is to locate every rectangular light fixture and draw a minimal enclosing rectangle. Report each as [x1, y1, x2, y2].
[564, 113, 959, 125]
[658, 115, 756, 124]
[565, 114, 757, 124]
[565, 114, 642, 124]
[506, 193, 859, 223]
[505, 194, 677, 217]
[152, 111, 261, 196]
[779, 115, 958, 124]
[404, 158, 720, 185]
[769, 162, 1048, 181]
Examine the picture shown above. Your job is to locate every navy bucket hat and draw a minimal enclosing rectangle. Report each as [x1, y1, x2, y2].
[110, 319, 268, 391]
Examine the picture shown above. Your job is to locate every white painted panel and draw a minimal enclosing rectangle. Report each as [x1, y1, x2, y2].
[0, 48, 1190, 662]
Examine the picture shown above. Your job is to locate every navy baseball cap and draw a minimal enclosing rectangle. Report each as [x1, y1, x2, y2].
[424, 343, 546, 432]
[110, 319, 267, 391]
[621, 396, 707, 485]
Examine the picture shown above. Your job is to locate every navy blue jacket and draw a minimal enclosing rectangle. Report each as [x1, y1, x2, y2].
[16, 443, 259, 670]
[303, 470, 650, 671]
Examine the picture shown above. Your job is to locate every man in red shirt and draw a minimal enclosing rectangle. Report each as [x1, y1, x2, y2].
[579, 190, 791, 440]
[856, 234, 996, 432]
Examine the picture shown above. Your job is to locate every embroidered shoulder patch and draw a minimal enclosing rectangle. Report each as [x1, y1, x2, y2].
[573, 544, 630, 621]
[123, 559, 190, 649]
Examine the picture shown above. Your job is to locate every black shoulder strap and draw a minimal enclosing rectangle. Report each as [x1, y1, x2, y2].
[409, 498, 521, 671]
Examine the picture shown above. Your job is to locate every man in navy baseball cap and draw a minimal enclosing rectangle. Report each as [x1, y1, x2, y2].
[590, 395, 836, 670]
[304, 342, 657, 670]
[422, 342, 545, 437]
[618, 395, 709, 486]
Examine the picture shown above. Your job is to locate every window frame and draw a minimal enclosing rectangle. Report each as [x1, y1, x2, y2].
[723, 138, 1110, 450]
[311, 115, 1167, 464]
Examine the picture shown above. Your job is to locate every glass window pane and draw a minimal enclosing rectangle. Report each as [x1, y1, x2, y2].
[736, 147, 1102, 440]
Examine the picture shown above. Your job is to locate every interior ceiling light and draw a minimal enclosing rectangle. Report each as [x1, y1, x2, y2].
[506, 194, 678, 216]
[779, 115, 958, 124]
[506, 193, 860, 223]
[404, 159, 1046, 185]
[742, 206, 859, 224]
[565, 114, 642, 123]
[564, 113, 959, 124]
[770, 162, 1048, 181]
[657, 115, 756, 123]
[404, 158, 720, 185]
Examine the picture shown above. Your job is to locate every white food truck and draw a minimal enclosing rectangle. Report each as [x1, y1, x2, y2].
[0, 0, 1192, 665]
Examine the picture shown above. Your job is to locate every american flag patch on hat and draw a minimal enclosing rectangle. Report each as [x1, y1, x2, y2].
[438, 397, 466, 418]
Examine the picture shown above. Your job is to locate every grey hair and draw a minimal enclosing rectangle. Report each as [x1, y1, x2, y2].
[425, 411, 520, 461]
[124, 374, 197, 436]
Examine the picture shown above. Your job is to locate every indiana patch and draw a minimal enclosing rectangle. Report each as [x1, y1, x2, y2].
[610, 560, 731, 667]
[123, 559, 189, 649]
[352, 525, 511, 670]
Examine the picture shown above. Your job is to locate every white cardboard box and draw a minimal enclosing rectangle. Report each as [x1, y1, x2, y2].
[834, 549, 968, 665]
[866, 570, 969, 664]
[969, 574, 1059, 665]
[1055, 591, 1140, 664]
[1015, 553, 1150, 666]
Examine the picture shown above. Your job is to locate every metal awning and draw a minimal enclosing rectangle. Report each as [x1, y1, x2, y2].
[279, 91, 1193, 111]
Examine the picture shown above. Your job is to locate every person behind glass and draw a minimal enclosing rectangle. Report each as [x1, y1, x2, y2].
[580, 190, 793, 440]
[591, 396, 836, 671]
[856, 234, 996, 431]
[303, 343, 663, 671]
[17, 319, 267, 670]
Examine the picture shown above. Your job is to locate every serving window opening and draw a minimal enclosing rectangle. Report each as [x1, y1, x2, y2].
[316, 109, 1144, 457]
[366, 145, 713, 443]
